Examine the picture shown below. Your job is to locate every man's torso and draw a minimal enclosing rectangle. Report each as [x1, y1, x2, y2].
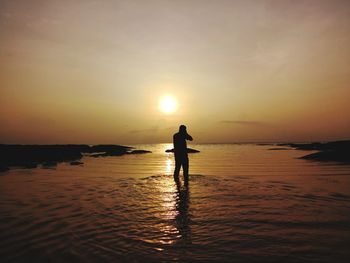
[173, 132, 187, 154]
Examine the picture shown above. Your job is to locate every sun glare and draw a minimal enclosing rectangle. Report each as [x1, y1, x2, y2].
[159, 95, 177, 114]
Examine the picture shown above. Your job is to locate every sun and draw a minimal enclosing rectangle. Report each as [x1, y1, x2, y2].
[159, 95, 177, 114]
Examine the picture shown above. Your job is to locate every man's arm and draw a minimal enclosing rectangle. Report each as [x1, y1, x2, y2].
[186, 133, 193, 141]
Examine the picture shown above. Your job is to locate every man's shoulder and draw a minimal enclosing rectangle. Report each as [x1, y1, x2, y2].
[173, 132, 182, 141]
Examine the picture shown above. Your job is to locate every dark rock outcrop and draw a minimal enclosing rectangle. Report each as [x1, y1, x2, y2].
[301, 150, 350, 163]
[128, 150, 152, 154]
[0, 166, 9, 172]
[90, 151, 128, 157]
[278, 142, 323, 150]
[268, 148, 290, 150]
[70, 161, 84, 165]
[0, 144, 149, 171]
[165, 148, 200, 153]
[0, 145, 84, 170]
[285, 140, 350, 164]
[86, 144, 131, 157]
[87, 145, 132, 153]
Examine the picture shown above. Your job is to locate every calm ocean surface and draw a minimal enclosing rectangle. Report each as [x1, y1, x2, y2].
[1, 144, 350, 262]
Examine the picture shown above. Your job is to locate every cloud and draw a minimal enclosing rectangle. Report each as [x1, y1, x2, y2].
[129, 127, 159, 134]
[219, 120, 270, 127]
[128, 126, 176, 134]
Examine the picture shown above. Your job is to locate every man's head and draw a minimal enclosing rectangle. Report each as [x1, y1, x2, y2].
[179, 125, 187, 133]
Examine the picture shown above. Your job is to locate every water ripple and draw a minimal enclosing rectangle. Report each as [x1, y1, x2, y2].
[1, 144, 350, 262]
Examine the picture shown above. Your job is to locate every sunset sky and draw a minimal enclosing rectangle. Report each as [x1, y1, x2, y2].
[1, 0, 350, 144]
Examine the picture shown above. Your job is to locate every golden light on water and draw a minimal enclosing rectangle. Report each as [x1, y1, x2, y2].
[165, 158, 173, 175]
[159, 95, 177, 114]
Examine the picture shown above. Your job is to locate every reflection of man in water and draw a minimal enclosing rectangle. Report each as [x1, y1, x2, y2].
[173, 125, 193, 182]
[174, 179, 191, 244]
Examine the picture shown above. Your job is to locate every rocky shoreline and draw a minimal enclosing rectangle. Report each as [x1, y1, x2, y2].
[165, 148, 200, 153]
[278, 140, 350, 164]
[0, 144, 151, 171]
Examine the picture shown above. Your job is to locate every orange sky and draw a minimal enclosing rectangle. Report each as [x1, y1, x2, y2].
[1, 0, 350, 144]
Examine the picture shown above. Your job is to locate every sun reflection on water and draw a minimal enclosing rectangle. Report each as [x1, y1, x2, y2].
[159, 176, 177, 218]
[145, 161, 192, 248]
[165, 158, 173, 175]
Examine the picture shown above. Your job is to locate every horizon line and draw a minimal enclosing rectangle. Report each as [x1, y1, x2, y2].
[1, 139, 349, 146]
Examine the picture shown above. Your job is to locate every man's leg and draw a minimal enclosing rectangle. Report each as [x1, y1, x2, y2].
[183, 156, 189, 182]
[174, 155, 181, 180]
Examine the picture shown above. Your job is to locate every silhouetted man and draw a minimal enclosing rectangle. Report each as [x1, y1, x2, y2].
[173, 125, 193, 182]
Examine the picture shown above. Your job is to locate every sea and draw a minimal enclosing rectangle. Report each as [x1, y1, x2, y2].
[1, 144, 350, 263]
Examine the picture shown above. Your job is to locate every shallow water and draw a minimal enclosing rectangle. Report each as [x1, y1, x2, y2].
[1, 144, 350, 262]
